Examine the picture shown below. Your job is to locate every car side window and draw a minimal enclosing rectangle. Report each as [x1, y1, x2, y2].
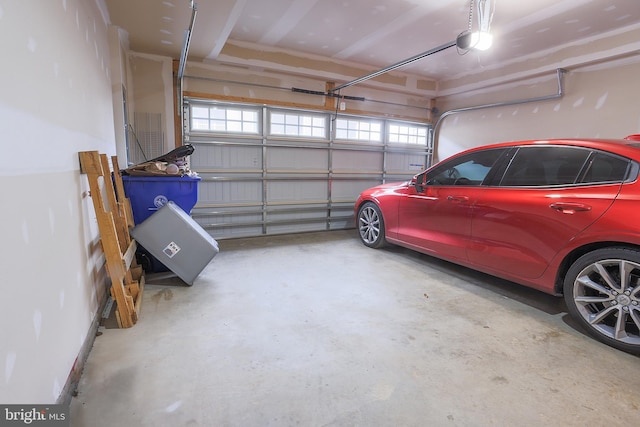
[500, 146, 591, 187]
[579, 152, 630, 184]
[425, 148, 505, 186]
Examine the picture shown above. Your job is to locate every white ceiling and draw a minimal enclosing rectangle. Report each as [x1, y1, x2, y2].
[104, 0, 640, 86]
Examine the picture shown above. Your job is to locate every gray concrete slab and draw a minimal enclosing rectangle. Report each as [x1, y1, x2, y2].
[70, 230, 640, 426]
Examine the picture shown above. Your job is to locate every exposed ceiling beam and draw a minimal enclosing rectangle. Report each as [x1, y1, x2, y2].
[333, 7, 429, 60]
[259, 0, 321, 45]
[206, 0, 248, 59]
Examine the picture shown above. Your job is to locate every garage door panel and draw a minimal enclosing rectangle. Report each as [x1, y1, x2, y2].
[205, 224, 264, 239]
[332, 150, 382, 172]
[266, 147, 328, 171]
[266, 181, 327, 203]
[185, 100, 432, 239]
[193, 211, 262, 227]
[198, 180, 263, 205]
[191, 144, 262, 171]
[267, 221, 327, 234]
[268, 208, 327, 223]
[331, 179, 382, 201]
[386, 152, 427, 174]
[329, 202, 356, 230]
[191, 207, 263, 239]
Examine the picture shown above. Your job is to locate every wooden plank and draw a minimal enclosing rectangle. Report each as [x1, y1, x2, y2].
[126, 281, 140, 301]
[78, 151, 103, 175]
[131, 265, 143, 280]
[129, 265, 143, 301]
[100, 154, 118, 214]
[133, 274, 145, 320]
[79, 150, 141, 329]
[111, 156, 135, 227]
[325, 81, 336, 110]
[96, 211, 125, 277]
[79, 152, 107, 213]
[183, 91, 432, 123]
[97, 211, 133, 328]
[115, 310, 122, 329]
[123, 239, 137, 270]
[101, 154, 130, 252]
[124, 199, 134, 227]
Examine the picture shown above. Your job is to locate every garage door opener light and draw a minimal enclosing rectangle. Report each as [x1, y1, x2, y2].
[457, 0, 495, 51]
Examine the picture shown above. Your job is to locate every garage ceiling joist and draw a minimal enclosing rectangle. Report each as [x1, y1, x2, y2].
[106, 0, 640, 95]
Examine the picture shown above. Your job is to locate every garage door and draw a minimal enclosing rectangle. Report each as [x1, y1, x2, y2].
[184, 99, 432, 239]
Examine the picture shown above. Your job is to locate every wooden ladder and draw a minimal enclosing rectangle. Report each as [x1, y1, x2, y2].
[79, 151, 145, 328]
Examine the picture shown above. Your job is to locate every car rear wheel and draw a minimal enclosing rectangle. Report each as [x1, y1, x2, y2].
[564, 247, 640, 355]
[357, 202, 386, 248]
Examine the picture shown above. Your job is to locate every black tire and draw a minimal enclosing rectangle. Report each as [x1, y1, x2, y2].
[563, 247, 640, 355]
[357, 202, 386, 249]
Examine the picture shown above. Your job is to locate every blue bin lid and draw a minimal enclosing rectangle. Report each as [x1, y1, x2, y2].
[121, 174, 201, 182]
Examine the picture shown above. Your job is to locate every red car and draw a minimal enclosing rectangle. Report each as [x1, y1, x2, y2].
[355, 136, 640, 354]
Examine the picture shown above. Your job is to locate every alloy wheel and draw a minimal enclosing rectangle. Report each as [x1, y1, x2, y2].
[571, 258, 640, 346]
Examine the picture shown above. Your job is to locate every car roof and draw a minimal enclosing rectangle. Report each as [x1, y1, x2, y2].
[464, 138, 640, 161]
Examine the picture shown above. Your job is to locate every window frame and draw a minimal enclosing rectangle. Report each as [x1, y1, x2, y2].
[497, 145, 636, 188]
[387, 121, 429, 145]
[334, 117, 383, 143]
[268, 109, 329, 140]
[189, 104, 261, 135]
[416, 148, 507, 188]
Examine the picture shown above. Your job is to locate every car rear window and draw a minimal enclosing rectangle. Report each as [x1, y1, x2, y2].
[579, 152, 630, 184]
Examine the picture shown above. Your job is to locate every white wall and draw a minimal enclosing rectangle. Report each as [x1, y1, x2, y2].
[435, 58, 640, 162]
[129, 53, 176, 153]
[0, 0, 118, 403]
[434, 22, 640, 162]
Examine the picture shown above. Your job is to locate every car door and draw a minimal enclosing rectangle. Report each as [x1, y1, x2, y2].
[396, 148, 507, 263]
[467, 145, 629, 279]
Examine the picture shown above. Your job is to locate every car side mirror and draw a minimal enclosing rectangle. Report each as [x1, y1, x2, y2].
[411, 173, 426, 193]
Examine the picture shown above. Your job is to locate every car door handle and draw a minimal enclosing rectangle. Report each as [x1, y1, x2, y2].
[549, 202, 592, 214]
[447, 195, 469, 203]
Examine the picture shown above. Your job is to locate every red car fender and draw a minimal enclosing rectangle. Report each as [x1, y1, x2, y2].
[538, 216, 640, 295]
[355, 182, 408, 239]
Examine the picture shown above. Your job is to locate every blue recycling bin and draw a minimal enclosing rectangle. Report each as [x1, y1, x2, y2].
[121, 175, 201, 225]
[121, 174, 201, 272]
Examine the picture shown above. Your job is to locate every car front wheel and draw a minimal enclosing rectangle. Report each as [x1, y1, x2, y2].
[564, 247, 640, 355]
[357, 202, 386, 248]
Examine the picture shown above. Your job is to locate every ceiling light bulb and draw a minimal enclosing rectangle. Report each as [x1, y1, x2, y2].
[470, 31, 493, 51]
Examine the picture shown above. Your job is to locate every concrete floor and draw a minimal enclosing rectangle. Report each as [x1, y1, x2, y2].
[70, 230, 640, 427]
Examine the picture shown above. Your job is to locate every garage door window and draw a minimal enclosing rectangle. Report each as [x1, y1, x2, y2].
[269, 111, 327, 138]
[335, 118, 382, 142]
[388, 122, 428, 145]
[191, 105, 260, 134]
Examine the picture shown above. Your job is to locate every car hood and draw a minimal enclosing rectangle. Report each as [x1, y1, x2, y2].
[361, 181, 408, 196]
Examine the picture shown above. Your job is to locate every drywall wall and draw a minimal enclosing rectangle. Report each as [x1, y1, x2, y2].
[0, 0, 117, 403]
[434, 56, 640, 162]
[182, 61, 432, 122]
[109, 25, 131, 170]
[129, 53, 176, 153]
